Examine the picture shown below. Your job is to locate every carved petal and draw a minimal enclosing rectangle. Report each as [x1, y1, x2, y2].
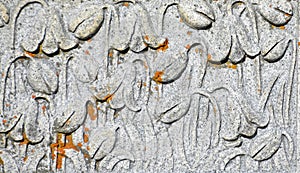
[258, 0, 293, 26]
[178, 0, 214, 30]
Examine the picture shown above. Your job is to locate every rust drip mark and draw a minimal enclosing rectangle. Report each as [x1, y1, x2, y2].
[144, 35, 149, 41]
[83, 134, 89, 143]
[0, 158, 3, 165]
[85, 50, 90, 55]
[42, 105, 46, 114]
[87, 102, 97, 121]
[108, 50, 114, 58]
[153, 71, 164, 84]
[103, 94, 114, 103]
[20, 133, 30, 145]
[31, 94, 36, 99]
[207, 54, 212, 61]
[298, 42, 300, 46]
[123, 2, 129, 7]
[84, 127, 89, 132]
[24, 51, 36, 58]
[77, 142, 83, 147]
[87, 38, 92, 43]
[23, 156, 28, 162]
[226, 62, 237, 69]
[157, 39, 169, 52]
[185, 44, 191, 49]
[50, 133, 79, 169]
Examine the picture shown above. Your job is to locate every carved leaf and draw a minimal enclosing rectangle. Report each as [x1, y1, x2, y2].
[24, 100, 44, 143]
[177, 0, 215, 30]
[258, 0, 293, 26]
[159, 96, 191, 123]
[0, 2, 9, 27]
[109, 3, 136, 51]
[260, 30, 291, 62]
[232, 16, 260, 57]
[88, 126, 118, 160]
[69, 5, 104, 40]
[26, 59, 58, 95]
[152, 50, 188, 84]
[249, 129, 282, 161]
[206, 17, 232, 63]
[53, 99, 87, 134]
[69, 55, 99, 83]
[16, 3, 47, 52]
[100, 149, 135, 171]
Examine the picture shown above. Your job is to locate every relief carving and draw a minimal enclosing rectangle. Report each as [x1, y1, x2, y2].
[0, 0, 298, 172]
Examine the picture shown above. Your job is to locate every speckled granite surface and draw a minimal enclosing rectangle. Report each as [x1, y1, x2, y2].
[0, 0, 298, 172]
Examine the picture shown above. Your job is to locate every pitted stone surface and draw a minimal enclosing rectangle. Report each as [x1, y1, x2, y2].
[0, 0, 299, 172]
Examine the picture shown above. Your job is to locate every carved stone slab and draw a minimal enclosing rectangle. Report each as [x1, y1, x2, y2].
[0, 0, 298, 172]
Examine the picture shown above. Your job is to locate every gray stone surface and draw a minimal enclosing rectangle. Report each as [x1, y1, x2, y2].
[0, 0, 298, 172]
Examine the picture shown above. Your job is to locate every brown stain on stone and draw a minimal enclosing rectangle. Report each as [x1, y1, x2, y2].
[20, 133, 30, 145]
[83, 134, 89, 143]
[153, 71, 164, 83]
[50, 133, 79, 169]
[157, 39, 169, 52]
[87, 102, 97, 121]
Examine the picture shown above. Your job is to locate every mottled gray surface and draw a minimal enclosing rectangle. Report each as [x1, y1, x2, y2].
[0, 0, 298, 172]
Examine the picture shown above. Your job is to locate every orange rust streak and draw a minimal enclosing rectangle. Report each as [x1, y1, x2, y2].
[207, 54, 212, 61]
[87, 103, 97, 121]
[83, 134, 89, 143]
[103, 94, 114, 103]
[144, 35, 149, 41]
[20, 133, 30, 145]
[157, 39, 169, 52]
[153, 71, 164, 84]
[226, 62, 237, 69]
[24, 51, 36, 58]
[187, 31, 192, 36]
[185, 44, 191, 49]
[50, 133, 80, 169]
[279, 26, 285, 30]
[123, 2, 129, 7]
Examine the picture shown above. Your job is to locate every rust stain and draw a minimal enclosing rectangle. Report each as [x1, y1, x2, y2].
[24, 51, 36, 58]
[185, 44, 191, 49]
[0, 158, 4, 165]
[226, 62, 237, 69]
[144, 35, 149, 41]
[83, 134, 89, 143]
[86, 146, 90, 151]
[23, 156, 28, 162]
[153, 71, 164, 84]
[87, 38, 92, 43]
[31, 94, 36, 99]
[108, 50, 114, 58]
[84, 127, 89, 132]
[154, 86, 159, 91]
[279, 26, 285, 30]
[5, 103, 10, 107]
[87, 103, 97, 121]
[144, 62, 148, 69]
[85, 50, 90, 55]
[77, 142, 83, 147]
[123, 2, 129, 7]
[143, 82, 147, 87]
[103, 94, 114, 103]
[157, 39, 169, 52]
[50, 133, 79, 169]
[20, 133, 30, 145]
[187, 31, 192, 36]
[42, 105, 46, 113]
[207, 54, 212, 61]
[179, 18, 183, 23]
[298, 42, 300, 46]
[2, 119, 6, 124]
